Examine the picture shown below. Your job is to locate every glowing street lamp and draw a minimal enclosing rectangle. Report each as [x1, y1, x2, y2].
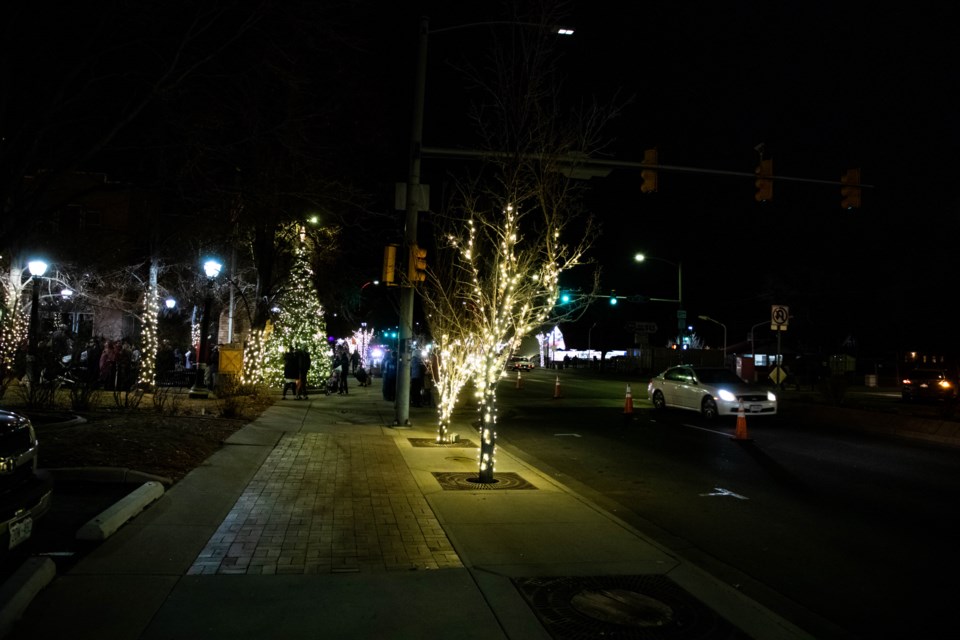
[26, 259, 49, 386]
[359, 280, 379, 312]
[189, 259, 222, 399]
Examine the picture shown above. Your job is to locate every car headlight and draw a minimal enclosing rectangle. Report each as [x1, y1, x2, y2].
[717, 389, 737, 402]
[939, 380, 952, 389]
[767, 391, 777, 402]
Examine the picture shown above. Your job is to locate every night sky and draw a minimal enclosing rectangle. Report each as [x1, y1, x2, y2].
[6, 2, 955, 360]
[402, 1, 959, 357]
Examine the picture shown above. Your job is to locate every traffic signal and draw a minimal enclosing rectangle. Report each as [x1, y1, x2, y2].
[408, 244, 427, 283]
[382, 244, 398, 285]
[754, 158, 773, 202]
[559, 291, 571, 304]
[641, 148, 658, 193]
[840, 168, 861, 209]
[609, 290, 618, 305]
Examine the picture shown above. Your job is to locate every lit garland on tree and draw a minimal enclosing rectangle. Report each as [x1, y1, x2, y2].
[138, 281, 159, 389]
[0, 272, 27, 383]
[261, 241, 332, 389]
[350, 326, 374, 368]
[241, 327, 268, 385]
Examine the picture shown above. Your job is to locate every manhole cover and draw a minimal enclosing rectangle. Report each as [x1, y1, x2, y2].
[512, 575, 748, 639]
[409, 437, 477, 448]
[432, 471, 537, 490]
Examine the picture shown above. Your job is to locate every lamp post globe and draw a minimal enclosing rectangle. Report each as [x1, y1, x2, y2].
[26, 260, 49, 387]
[189, 259, 222, 399]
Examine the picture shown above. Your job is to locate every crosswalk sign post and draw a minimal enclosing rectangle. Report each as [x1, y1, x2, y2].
[771, 305, 789, 389]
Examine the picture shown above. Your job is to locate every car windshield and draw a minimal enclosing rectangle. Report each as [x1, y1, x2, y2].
[693, 368, 745, 385]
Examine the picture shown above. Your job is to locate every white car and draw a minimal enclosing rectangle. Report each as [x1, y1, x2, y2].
[647, 365, 777, 419]
[507, 356, 536, 371]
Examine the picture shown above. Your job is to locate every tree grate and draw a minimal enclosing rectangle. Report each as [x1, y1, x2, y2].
[432, 471, 537, 490]
[408, 437, 477, 448]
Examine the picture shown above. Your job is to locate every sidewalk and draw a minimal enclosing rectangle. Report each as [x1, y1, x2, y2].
[5, 384, 814, 639]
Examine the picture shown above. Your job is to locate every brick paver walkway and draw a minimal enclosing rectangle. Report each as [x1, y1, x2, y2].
[189, 433, 462, 575]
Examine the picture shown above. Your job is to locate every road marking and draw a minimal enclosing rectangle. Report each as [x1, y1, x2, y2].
[683, 423, 730, 437]
[699, 487, 749, 500]
[554, 433, 582, 437]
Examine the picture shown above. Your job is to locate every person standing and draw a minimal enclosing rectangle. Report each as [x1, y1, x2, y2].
[410, 353, 424, 407]
[296, 346, 311, 399]
[282, 346, 298, 399]
[337, 347, 350, 395]
[382, 349, 397, 401]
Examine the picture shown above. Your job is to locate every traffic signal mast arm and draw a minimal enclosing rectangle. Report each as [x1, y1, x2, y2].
[422, 146, 875, 190]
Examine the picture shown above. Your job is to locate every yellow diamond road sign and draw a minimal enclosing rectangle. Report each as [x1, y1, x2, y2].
[769, 366, 786, 384]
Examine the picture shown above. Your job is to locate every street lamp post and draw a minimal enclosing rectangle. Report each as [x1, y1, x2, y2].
[634, 253, 683, 354]
[189, 259, 222, 399]
[359, 280, 379, 312]
[26, 260, 49, 387]
[698, 315, 727, 362]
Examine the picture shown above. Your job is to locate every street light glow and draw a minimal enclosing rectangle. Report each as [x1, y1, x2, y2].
[203, 260, 222, 279]
[28, 260, 48, 277]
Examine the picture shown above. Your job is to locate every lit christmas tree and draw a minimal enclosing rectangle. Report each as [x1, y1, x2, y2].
[262, 241, 331, 389]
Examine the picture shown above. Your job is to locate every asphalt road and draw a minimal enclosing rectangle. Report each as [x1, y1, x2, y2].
[493, 367, 960, 640]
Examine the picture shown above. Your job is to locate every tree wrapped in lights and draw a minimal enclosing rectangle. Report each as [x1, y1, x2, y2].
[419, 6, 610, 481]
[435, 197, 595, 482]
[260, 240, 332, 389]
[137, 262, 161, 389]
[351, 326, 374, 368]
[0, 266, 28, 397]
[417, 251, 482, 443]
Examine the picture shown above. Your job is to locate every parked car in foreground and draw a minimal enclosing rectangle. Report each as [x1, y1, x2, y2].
[901, 369, 958, 402]
[0, 410, 53, 557]
[647, 365, 777, 419]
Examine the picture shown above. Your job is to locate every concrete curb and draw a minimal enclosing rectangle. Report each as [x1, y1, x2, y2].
[0, 557, 55, 638]
[76, 481, 165, 542]
[44, 467, 173, 486]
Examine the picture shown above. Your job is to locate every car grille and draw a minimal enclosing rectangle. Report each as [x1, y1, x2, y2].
[737, 394, 769, 402]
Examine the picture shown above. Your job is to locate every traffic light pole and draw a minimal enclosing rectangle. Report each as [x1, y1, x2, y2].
[395, 16, 430, 426]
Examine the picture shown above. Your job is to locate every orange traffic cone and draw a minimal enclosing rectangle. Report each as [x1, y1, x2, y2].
[623, 384, 634, 415]
[553, 375, 562, 399]
[731, 401, 752, 441]
[516, 370, 524, 389]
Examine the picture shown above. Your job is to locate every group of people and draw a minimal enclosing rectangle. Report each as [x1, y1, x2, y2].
[331, 345, 371, 394]
[282, 346, 311, 399]
[379, 349, 434, 408]
[80, 336, 140, 390]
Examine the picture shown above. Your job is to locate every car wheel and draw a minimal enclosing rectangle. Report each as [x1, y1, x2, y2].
[701, 397, 718, 420]
[652, 390, 665, 410]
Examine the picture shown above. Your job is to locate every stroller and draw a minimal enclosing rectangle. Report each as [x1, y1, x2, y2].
[324, 369, 340, 396]
[354, 366, 369, 387]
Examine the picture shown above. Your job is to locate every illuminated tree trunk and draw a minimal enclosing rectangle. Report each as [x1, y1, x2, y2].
[138, 259, 160, 390]
[476, 382, 498, 483]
